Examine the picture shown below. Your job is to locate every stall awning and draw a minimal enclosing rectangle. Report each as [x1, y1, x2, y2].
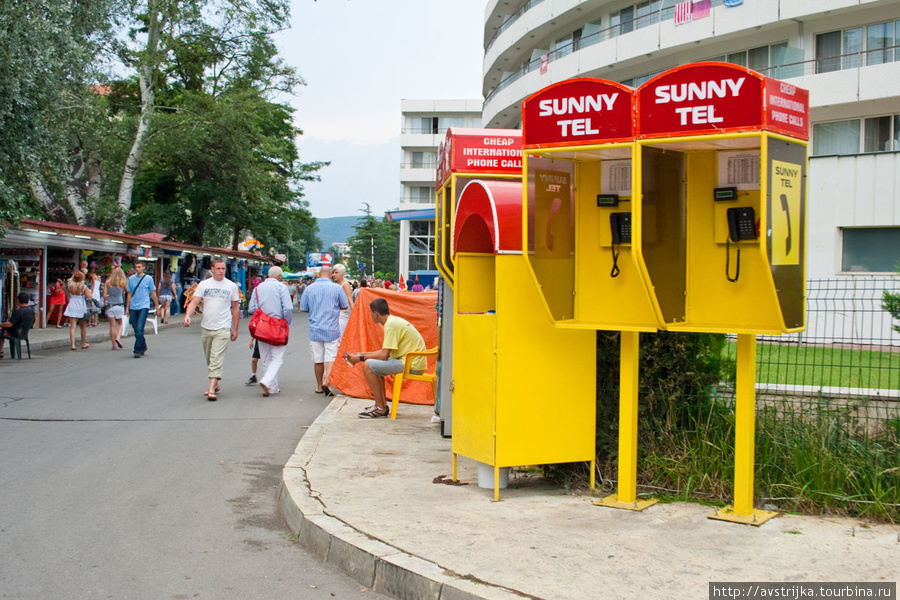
[384, 209, 435, 222]
[9, 219, 273, 263]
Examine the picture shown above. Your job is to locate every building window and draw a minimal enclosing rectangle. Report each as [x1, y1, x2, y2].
[555, 33, 573, 58]
[635, 1, 660, 29]
[411, 151, 436, 168]
[841, 228, 900, 273]
[410, 186, 433, 204]
[409, 220, 435, 272]
[812, 119, 861, 156]
[864, 116, 892, 152]
[619, 6, 634, 35]
[816, 20, 899, 74]
[814, 115, 900, 156]
[717, 43, 790, 72]
[418, 117, 439, 134]
[440, 117, 465, 131]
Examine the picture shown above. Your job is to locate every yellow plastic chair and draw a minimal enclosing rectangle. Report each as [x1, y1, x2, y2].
[390, 347, 438, 419]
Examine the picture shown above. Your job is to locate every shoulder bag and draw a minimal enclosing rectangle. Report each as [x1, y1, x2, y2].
[249, 287, 289, 346]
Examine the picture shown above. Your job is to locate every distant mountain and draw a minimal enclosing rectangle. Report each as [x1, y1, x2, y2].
[316, 216, 359, 249]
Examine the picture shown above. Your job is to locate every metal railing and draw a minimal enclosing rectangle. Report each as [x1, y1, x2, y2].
[485, 0, 550, 55]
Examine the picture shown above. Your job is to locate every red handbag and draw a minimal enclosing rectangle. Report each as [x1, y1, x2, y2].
[249, 289, 290, 346]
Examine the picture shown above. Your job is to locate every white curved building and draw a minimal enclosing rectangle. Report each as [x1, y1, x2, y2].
[482, 0, 900, 280]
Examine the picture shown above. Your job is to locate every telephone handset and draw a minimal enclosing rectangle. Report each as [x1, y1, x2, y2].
[727, 206, 757, 242]
[725, 207, 756, 283]
[609, 212, 631, 278]
[610, 212, 631, 245]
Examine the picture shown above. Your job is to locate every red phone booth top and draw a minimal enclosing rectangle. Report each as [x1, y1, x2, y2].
[453, 180, 523, 256]
[522, 78, 635, 148]
[636, 62, 809, 140]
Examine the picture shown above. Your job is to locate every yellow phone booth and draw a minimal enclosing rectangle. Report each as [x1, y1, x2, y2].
[518, 65, 809, 524]
[450, 179, 596, 501]
[634, 62, 809, 524]
[434, 128, 523, 438]
[520, 79, 661, 511]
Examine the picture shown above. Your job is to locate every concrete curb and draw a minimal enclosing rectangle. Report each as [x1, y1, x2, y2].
[279, 396, 531, 600]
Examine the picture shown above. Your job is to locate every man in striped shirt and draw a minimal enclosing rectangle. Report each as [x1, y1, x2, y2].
[299, 266, 349, 395]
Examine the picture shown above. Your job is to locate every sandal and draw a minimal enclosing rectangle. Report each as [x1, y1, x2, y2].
[206, 392, 217, 401]
[115, 339, 123, 348]
[358, 406, 389, 419]
[80, 344, 90, 349]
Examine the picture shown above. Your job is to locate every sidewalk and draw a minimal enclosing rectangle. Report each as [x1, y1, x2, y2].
[8, 317, 177, 355]
[280, 397, 900, 600]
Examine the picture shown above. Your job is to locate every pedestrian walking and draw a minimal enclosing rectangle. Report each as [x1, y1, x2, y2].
[299, 266, 348, 396]
[183, 258, 240, 401]
[125, 261, 159, 358]
[103, 267, 127, 350]
[247, 266, 293, 397]
[64, 270, 92, 350]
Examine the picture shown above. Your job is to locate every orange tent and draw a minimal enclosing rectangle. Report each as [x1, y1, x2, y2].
[329, 287, 439, 404]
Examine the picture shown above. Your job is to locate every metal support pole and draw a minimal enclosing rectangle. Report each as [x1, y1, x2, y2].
[709, 333, 778, 525]
[595, 330, 656, 511]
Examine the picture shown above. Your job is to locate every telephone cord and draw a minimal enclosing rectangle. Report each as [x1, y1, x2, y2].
[610, 244, 621, 278]
[726, 238, 740, 283]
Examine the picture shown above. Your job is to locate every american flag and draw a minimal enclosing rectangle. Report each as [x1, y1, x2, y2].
[674, 0, 692, 25]
[692, 0, 711, 19]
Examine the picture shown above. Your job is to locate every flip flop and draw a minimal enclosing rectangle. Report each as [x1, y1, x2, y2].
[206, 392, 217, 401]
[80, 344, 90, 349]
[115, 339, 123, 348]
[314, 389, 324, 394]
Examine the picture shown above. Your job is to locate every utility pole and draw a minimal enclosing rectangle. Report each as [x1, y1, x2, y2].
[370, 235, 375, 277]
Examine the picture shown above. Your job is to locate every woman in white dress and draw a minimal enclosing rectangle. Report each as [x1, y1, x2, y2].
[63, 270, 92, 350]
[332, 264, 354, 337]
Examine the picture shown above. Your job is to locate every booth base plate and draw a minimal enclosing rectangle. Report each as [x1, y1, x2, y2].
[708, 506, 779, 526]
[593, 494, 658, 511]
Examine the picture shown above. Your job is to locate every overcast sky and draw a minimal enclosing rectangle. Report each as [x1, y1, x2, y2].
[276, 0, 487, 220]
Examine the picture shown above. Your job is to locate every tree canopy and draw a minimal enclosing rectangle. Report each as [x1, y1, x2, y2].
[0, 0, 324, 257]
[347, 204, 399, 279]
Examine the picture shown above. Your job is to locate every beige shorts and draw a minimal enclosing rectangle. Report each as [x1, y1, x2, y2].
[309, 339, 340, 363]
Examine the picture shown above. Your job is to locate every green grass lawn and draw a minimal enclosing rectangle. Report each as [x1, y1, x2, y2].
[724, 342, 900, 390]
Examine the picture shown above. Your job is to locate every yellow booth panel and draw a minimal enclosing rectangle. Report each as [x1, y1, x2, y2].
[765, 136, 807, 331]
[573, 160, 660, 331]
[451, 313, 498, 464]
[494, 256, 596, 466]
[456, 253, 496, 314]
[675, 149, 783, 333]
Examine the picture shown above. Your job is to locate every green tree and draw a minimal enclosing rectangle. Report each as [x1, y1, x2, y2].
[0, 0, 120, 233]
[347, 204, 399, 279]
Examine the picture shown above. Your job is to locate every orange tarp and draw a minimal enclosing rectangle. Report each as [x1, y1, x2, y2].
[329, 287, 439, 404]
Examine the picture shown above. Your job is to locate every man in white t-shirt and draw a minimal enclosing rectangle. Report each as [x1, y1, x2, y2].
[183, 258, 241, 401]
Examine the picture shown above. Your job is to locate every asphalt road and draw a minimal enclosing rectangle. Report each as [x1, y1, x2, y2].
[0, 314, 389, 600]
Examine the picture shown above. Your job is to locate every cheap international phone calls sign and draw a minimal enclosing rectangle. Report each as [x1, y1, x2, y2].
[436, 128, 523, 188]
[637, 63, 809, 140]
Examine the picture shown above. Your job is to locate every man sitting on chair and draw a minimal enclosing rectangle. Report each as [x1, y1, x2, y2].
[344, 297, 426, 419]
[1, 293, 35, 358]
